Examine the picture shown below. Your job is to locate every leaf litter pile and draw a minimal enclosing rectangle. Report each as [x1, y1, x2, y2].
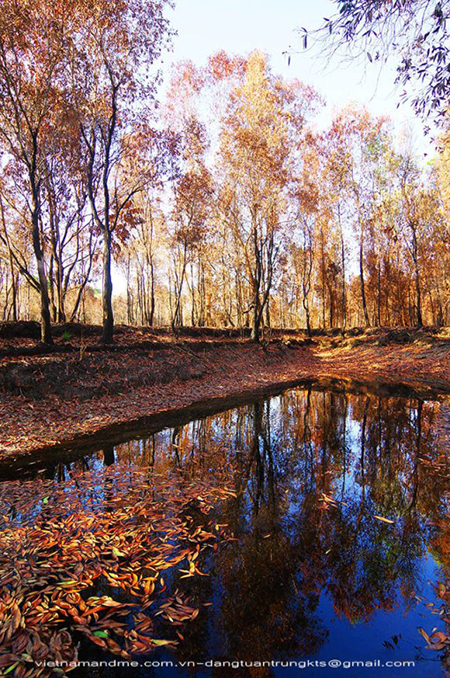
[0, 464, 237, 676]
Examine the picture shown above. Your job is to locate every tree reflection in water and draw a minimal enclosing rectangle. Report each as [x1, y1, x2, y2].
[82, 388, 449, 672]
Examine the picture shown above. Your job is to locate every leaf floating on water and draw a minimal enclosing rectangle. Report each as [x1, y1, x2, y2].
[89, 635, 109, 649]
[430, 631, 448, 643]
[418, 627, 431, 643]
[374, 515, 395, 524]
[58, 580, 78, 586]
[194, 567, 209, 577]
[4, 663, 19, 675]
[425, 642, 447, 651]
[321, 493, 338, 506]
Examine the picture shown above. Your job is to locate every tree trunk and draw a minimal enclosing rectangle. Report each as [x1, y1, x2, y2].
[377, 260, 381, 327]
[411, 226, 423, 327]
[101, 229, 114, 343]
[31, 202, 52, 344]
[359, 230, 369, 327]
[251, 220, 262, 343]
[303, 295, 311, 337]
[320, 226, 326, 329]
[251, 299, 260, 342]
[126, 252, 133, 325]
[339, 220, 346, 332]
[149, 258, 155, 327]
[8, 253, 17, 322]
[49, 256, 57, 322]
[56, 258, 66, 323]
[171, 245, 187, 332]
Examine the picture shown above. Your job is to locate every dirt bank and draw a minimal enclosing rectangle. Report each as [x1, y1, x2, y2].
[1, 325, 449, 465]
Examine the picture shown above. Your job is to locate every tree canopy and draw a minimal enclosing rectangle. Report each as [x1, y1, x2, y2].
[307, 0, 450, 127]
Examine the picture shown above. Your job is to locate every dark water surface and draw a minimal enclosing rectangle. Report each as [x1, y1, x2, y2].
[2, 387, 450, 677]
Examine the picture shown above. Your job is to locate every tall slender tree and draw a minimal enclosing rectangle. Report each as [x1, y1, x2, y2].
[70, 0, 172, 342]
[0, 0, 76, 342]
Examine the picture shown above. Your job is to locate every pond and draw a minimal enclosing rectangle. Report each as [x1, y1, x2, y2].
[1, 386, 449, 677]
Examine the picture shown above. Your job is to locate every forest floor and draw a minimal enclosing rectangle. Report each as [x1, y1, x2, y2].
[1, 322, 450, 465]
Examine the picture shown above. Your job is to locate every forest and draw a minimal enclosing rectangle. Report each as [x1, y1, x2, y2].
[0, 0, 448, 344]
[2, 1, 450, 677]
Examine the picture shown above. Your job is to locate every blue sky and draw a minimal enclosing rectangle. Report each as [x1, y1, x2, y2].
[164, 0, 434, 156]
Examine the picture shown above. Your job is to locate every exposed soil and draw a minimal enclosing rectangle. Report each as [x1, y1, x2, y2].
[1, 323, 450, 466]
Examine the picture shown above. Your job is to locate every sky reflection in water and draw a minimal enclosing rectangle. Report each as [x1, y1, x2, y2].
[6, 388, 450, 677]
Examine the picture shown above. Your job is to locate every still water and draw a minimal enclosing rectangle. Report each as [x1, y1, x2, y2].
[1, 387, 450, 677]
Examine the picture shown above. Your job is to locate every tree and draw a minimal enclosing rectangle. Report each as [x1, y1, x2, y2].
[0, 0, 75, 342]
[167, 117, 213, 330]
[218, 51, 319, 341]
[70, 0, 172, 343]
[313, 108, 396, 328]
[290, 136, 322, 335]
[41, 116, 99, 323]
[120, 196, 164, 326]
[305, 0, 450, 126]
[395, 153, 447, 326]
[310, 129, 350, 330]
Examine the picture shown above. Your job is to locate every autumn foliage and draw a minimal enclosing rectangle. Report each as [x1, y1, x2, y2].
[0, 19, 448, 342]
[0, 464, 236, 674]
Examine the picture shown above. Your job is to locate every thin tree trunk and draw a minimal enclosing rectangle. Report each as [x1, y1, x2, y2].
[101, 229, 114, 343]
[251, 220, 262, 343]
[340, 227, 346, 331]
[411, 225, 423, 327]
[149, 257, 155, 326]
[31, 191, 52, 343]
[359, 228, 369, 327]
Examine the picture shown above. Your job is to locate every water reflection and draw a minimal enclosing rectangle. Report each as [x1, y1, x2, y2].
[77, 388, 447, 675]
[6, 388, 450, 675]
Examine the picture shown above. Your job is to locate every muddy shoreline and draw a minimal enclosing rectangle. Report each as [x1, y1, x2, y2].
[1, 326, 450, 470]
